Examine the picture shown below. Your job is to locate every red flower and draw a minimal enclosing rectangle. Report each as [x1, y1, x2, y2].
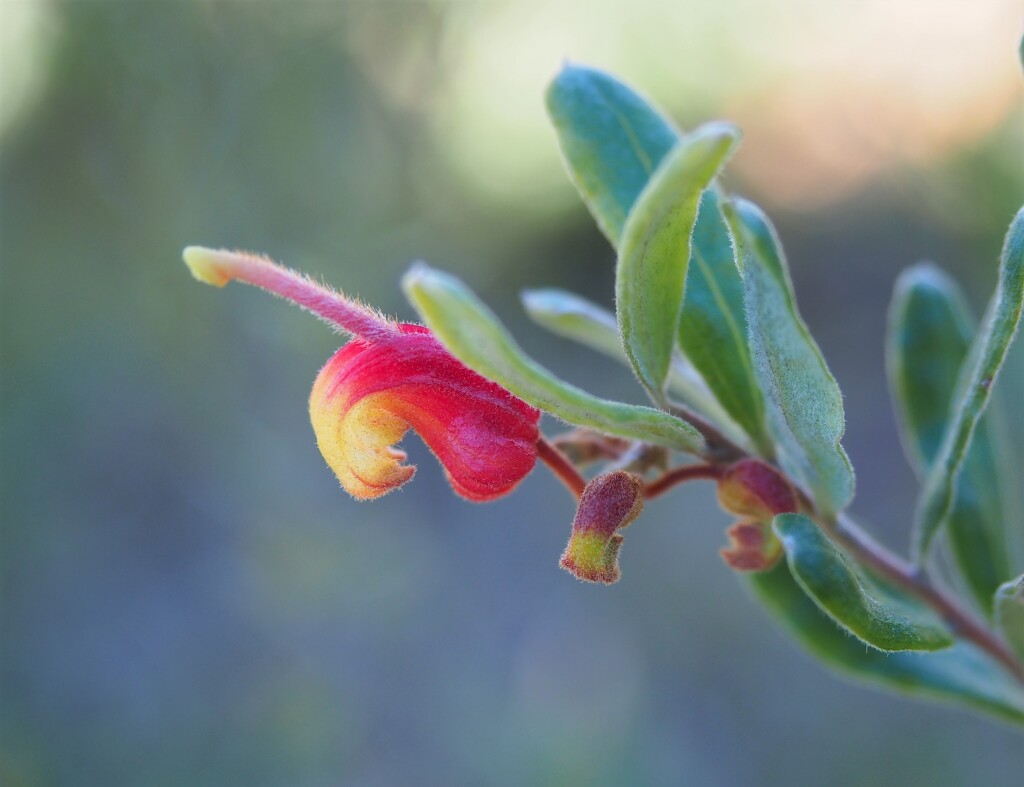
[184, 248, 540, 501]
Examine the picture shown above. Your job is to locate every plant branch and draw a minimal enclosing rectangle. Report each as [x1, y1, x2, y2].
[826, 512, 1024, 682]
[544, 420, 1023, 681]
[644, 463, 724, 500]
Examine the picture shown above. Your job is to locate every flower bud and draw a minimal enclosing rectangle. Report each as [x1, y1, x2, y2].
[716, 459, 797, 521]
[720, 521, 783, 572]
[560, 471, 645, 584]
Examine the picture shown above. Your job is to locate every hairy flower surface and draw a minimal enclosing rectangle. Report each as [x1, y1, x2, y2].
[184, 248, 540, 501]
[560, 471, 645, 584]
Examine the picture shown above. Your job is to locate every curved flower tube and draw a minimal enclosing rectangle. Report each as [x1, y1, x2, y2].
[184, 248, 540, 501]
[560, 471, 645, 584]
[310, 324, 540, 501]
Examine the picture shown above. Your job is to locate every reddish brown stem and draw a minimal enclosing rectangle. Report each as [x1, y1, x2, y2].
[644, 463, 724, 500]
[828, 513, 1024, 682]
[744, 466, 1022, 680]
[541, 428, 1024, 682]
[537, 436, 587, 499]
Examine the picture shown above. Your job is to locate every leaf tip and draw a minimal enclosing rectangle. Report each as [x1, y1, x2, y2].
[695, 120, 743, 155]
[519, 288, 548, 314]
[545, 60, 593, 109]
[400, 259, 437, 301]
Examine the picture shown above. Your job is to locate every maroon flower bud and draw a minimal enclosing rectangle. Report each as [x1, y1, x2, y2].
[716, 459, 797, 521]
[716, 459, 794, 573]
[560, 471, 645, 584]
[720, 521, 784, 572]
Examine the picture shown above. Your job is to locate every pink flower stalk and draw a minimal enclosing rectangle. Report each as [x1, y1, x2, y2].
[183, 248, 540, 501]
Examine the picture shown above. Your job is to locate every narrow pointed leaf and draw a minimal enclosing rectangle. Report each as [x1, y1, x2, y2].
[995, 575, 1024, 663]
[546, 65, 770, 448]
[748, 560, 1024, 725]
[678, 191, 769, 453]
[521, 288, 625, 360]
[520, 289, 724, 417]
[888, 265, 976, 469]
[887, 264, 1010, 612]
[773, 514, 952, 652]
[546, 64, 678, 245]
[914, 207, 1024, 560]
[617, 123, 741, 399]
[723, 198, 854, 516]
[402, 265, 705, 453]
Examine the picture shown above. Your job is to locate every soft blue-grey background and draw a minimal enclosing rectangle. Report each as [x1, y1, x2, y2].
[2, 1, 1024, 784]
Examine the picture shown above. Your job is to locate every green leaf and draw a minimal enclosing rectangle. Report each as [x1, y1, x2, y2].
[520, 288, 737, 429]
[521, 288, 623, 359]
[748, 560, 1024, 725]
[887, 265, 976, 469]
[887, 264, 1010, 613]
[995, 575, 1024, 663]
[546, 65, 770, 449]
[546, 63, 678, 245]
[402, 264, 705, 453]
[913, 207, 1024, 561]
[774, 514, 953, 652]
[723, 198, 854, 517]
[617, 124, 741, 399]
[678, 191, 769, 453]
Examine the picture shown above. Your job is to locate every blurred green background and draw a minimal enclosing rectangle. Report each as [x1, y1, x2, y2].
[2, 1, 1024, 784]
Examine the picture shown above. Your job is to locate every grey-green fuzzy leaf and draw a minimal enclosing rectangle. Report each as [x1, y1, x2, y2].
[546, 63, 679, 245]
[774, 514, 953, 652]
[678, 191, 770, 453]
[748, 560, 1024, 725]
[546, 65, 770, 450]
[723, 198, 854, 517]
[995, 575, 1024, 663]
[402, 264, 705, 453]
[521, 288, 624, 359]
[520, 288, 738, 431]
[913, 207, 1024, 561]
[617, 123, 741, 399]
[887, 263, 1011, 613]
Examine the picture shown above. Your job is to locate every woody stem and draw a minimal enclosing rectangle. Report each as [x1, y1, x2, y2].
[824, 512, 1024, 682]
[649, 426, 1023, 679]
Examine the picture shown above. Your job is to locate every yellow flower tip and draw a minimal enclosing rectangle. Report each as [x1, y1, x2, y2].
[182, 246, 233, 287]
[560, 532, 624, 585]
[310, 363, 419, 501]
[559, 471, 644, 585]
